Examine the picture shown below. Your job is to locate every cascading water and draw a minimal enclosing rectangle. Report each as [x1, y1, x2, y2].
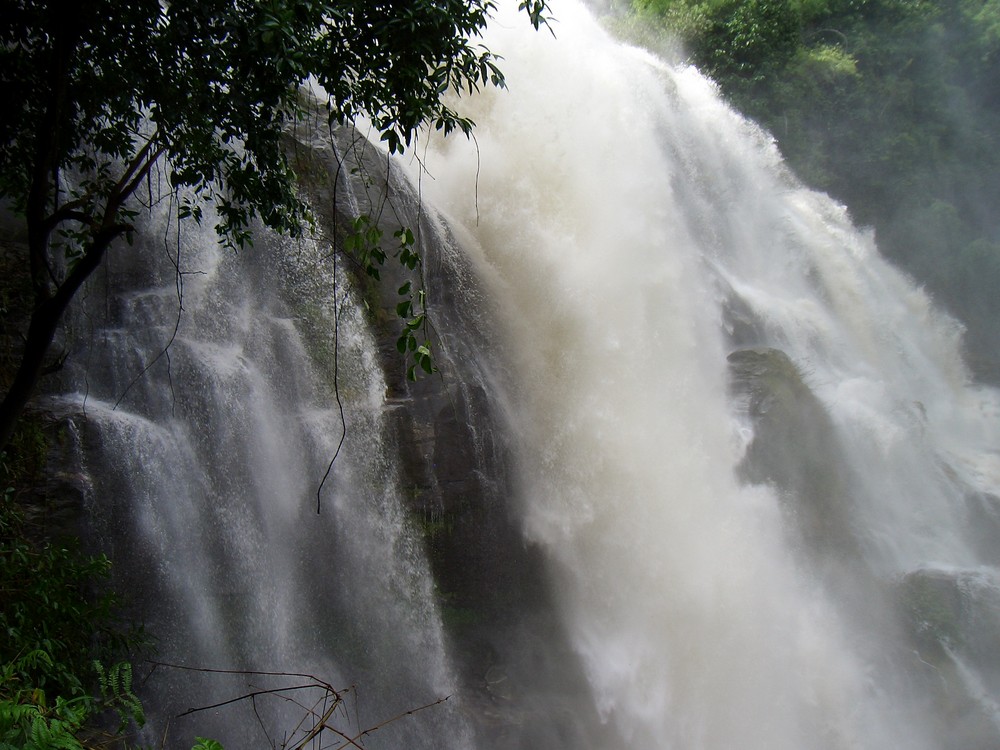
[56, 160, 473, 747]
[49, 0, 1000, 747]
[410, 1, 1000, 747]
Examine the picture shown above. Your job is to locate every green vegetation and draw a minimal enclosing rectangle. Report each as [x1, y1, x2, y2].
[620, 0, 1000, 378]
[1, 443, 146, 748]
[2, 2, 553, 744]
[0, 0, 550, 449]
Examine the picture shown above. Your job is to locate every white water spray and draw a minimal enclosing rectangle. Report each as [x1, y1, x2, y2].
[414, 2, 1000, 747]
[61, 194, 469, 747]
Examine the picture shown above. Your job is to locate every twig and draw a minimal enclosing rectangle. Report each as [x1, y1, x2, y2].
[291, 697, 341, 750]
[112, 189, 187, 411]
[316, 134, 351, 513]
[347, 695, 451, 745]
[177, 684, 333, 718]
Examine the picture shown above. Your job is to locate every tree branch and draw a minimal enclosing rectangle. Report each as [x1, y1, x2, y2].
[115, 138, 167, 209]
[42, 198, 94, 234]
[0, 223, 129, 448]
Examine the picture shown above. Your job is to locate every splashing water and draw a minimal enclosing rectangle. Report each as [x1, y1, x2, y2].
[412, 1, 1000, 747]
[59, 187, 470, 747]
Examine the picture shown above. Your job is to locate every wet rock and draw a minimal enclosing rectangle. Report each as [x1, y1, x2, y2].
[288, 123, 588, 747]
[728, 347, 856, 558]
[896, 568, 1000, 749]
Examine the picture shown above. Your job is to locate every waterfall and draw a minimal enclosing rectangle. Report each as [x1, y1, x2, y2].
[49, 0, 1000, 747]
[56, 159, 473, 747]
[410, 1, 1000, 747]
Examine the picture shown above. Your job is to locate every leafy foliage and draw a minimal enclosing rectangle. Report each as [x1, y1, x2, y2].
[0, 0, 549, 447]
[0, 676, 91, 750]
[0, 488, 142, 700]
[0, 0, 534, 244]
[0, 488, 142, 750]
[696, 0, 803, 80]
[0, 423, 150, 746]
[93, 661, 144, 733]
[0, 461, 222, 748]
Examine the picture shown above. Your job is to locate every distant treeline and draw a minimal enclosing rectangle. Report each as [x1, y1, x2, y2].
[618, 0, 1000, 379]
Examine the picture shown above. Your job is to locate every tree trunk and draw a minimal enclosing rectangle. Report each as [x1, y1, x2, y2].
[0, 298, 66, 448]
[0, 230, 119, 450]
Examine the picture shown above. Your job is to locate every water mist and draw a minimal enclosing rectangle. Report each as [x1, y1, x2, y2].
[50, 0, 1000, 747]
[413, 1, 1000, 747]
[58, 166, 471, 747]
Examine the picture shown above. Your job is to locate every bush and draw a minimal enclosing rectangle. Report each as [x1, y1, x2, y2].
[1, 445, 147, 748]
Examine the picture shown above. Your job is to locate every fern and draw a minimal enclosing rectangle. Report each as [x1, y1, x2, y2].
[0, 697, 85, 750]
[0, 700, 42, 731]
[94, 661, 145, 731]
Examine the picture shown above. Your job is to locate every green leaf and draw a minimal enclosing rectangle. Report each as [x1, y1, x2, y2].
[393, 227, 409, 244]
[0, 0, 553, 452]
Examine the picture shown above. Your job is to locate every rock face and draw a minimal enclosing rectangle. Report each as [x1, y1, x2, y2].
[2, 121, 581, 747]
[729, 346, 1000, 748]
[727, 346, 856, 560]
[726, 346, 899, 669]
[289, 124, 585, 746]
[896, 568, 1000, 749]
[293, 123, 548, 604]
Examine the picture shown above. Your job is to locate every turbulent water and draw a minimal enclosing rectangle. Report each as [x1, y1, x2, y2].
[411, 1, 1000, 747]
[55, 0, 1000, 748]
